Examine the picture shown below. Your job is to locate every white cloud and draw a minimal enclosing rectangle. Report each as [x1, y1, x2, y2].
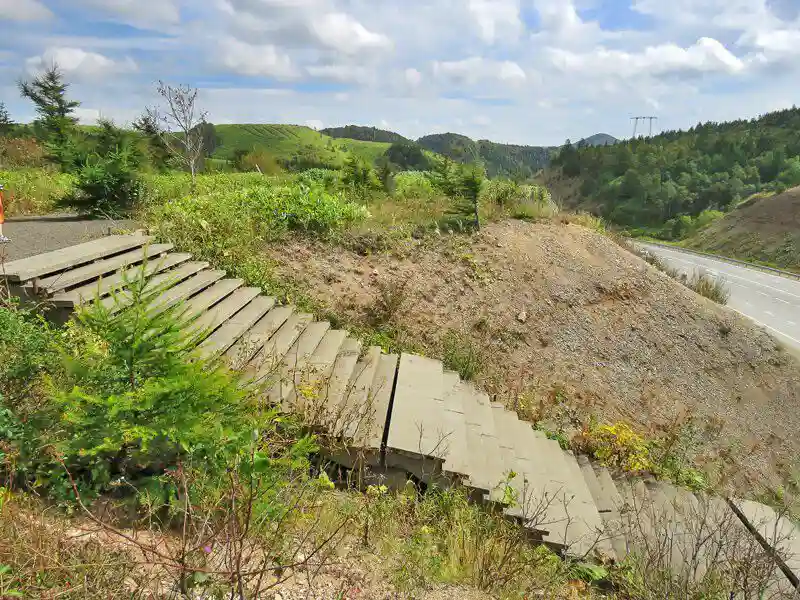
[305, 119, 324, 130]
[73, 0, 180, 27]
[309, 12, 392, 55]
[25, 47, 138, 80]
[404, 68, 422, 88]
[217, 38, 298, 79]
[468, 0, 522, 44]
[0, 0, 52, 20]
[549, 37, 745, 79]
[306, 63, 372, 83]
[433, 57, 527, 86]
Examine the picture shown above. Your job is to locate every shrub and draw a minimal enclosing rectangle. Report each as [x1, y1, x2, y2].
[481, 179, 521, 206]
[66, 146, 142, 215]
[0, 168, 77, 215]
[576, 421, 653, 473]
[297, 167, 342, 192]
[442, 330, 484, 381]
[687, 271, 730, 305]
[0, 137, 45, 168]
[394, 171, 437, 200]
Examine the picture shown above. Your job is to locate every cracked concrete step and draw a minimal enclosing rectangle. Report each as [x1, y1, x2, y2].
[441, 373, 470, 482]
[491, 404, 519, 504]
[320, 337, 363, 437]
[341, 346, 383, 443]
[27, 243, 173, 294]
[198, 295, 275, 359]
[184, 278, 244, 316]
[288, 329, 348, 422]
[246, 312, 314, 386]
[364, 353, 398, 452]
[224, 305, 293, 369]
[98, 261, 210, 313]
[561, 451, 615, 560]
[581, 459, 628, 560]
[51, 252, 192, 307]
[461, 384, 501, 496]
[3, 234, 150, 283]
[385, 354, 446, 480]
[269, 321, 331, 408]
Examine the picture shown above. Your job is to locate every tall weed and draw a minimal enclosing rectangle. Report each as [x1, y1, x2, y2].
[0, 169, 76, 215]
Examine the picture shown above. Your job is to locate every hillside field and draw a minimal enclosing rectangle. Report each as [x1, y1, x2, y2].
[213, 123, 390, 167]
[685, 186, 800, 271]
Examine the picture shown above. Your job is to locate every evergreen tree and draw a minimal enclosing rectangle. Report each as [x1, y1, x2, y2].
[0, 102, 13, 135]
[18, 64, 79, 144]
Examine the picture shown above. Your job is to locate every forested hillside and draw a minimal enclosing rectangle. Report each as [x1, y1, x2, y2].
[416, 133, 553, 179]
[321, 125, 409, 143]
[552, 107, 800, 229]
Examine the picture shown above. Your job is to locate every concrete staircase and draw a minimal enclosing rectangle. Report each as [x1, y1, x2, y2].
[3, 233, 800, 588]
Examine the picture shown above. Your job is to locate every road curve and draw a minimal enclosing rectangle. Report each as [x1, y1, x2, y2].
[638, 242, 800, 352]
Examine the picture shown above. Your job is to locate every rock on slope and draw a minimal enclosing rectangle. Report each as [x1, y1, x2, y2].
[266, 220, 800, 493]
[686, 186, 800, 271]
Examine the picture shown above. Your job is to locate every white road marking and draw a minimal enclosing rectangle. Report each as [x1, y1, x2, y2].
[788, 321, 797, 326]
[764, 311, 774, 317]
[731, 309, 800, 347]
[643, 246, 800, 301]
[775, 297, 790, 305]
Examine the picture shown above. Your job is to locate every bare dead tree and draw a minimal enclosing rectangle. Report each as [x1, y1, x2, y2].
[147, 81, 207, 190]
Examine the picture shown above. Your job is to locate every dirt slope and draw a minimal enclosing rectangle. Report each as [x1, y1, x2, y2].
[686, 186, 800, 271]
[266, 221, 800, 492]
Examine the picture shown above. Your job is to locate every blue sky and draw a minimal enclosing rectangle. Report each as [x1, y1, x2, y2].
[1, 0, 798, 145]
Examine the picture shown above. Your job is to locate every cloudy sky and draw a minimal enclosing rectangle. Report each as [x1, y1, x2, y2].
[0, 0, 798, 145]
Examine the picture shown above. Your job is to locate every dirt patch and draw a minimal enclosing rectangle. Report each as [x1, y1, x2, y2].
[686, 186, 800, 271]
[265, 220, 800, 494]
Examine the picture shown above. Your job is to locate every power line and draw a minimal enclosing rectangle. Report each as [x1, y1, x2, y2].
[630, 116, 659, 138]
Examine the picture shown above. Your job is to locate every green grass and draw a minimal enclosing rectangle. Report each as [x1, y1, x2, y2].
[213, 124, 390, 167]
[0, 169, 77, 215]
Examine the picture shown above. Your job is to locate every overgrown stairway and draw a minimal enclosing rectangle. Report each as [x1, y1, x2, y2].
[3, 233, 799, 592]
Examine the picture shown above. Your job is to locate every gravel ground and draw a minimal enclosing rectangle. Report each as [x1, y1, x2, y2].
[0, 214, 137, 263]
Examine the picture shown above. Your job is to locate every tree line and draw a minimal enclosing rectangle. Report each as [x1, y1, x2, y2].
[552, 107, 800, 235]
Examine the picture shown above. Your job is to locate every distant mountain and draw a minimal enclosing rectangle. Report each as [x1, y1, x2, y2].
[416, 133, 553, 178]
[321, 125, 408, 144]
[579, 133, 618, 147]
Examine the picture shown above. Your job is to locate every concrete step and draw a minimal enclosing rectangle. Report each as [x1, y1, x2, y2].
[319, 337, 363, 437]
[729, 498, 800, 594]
[341, 346, 383, 449]
[364, 353, 399, 451]
[460, 384, 500, 495]
[586, 462, 628, 560]
[385, 354, 446, 480]
[184, 278, 244, 316]
[269, 321, 331, 408]
[51, 252, 192, 307]
[198, 295, 275, 359]
[561, 451, 615, 560]
[28, 243, 173, 294]
[122, 269, 225, 314]
[98, 261, 210, 313]
[289, 329, 349, 422]
[441, 377, 470, 482]
[191, 288, 264, 338]
[246, 313, 314, 385]
[577, 456, 606, 511]
[490, 404, 520, 500]
[224, 305, 293, 369]
[2, 234, 150, 283]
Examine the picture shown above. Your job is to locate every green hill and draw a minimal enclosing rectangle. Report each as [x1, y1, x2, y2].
[416, 133, 553, 179]
[551, 107, 800, 228]
[213, 124, 390, 170]
[321, 125, 408, 144]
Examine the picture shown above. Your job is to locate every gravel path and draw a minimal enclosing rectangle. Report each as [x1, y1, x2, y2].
[0, 214, 137, 262]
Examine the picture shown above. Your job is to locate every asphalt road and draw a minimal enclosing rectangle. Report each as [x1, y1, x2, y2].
[0, 214, 136, 262]
[639, 242, 800, 352]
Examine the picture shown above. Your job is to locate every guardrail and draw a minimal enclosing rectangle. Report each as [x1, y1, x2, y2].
[633, 240, 800, 281]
